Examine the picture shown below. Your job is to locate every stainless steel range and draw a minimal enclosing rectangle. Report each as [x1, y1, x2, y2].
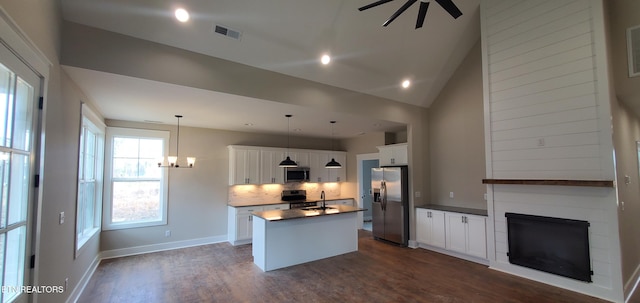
[281, 190, 317, 209]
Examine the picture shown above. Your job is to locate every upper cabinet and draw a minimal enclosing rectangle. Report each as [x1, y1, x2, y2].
[229, 145, 346, 185]
[229, 146, 261, 185]
[287, 151, 309, 167]
[377, 143, 408, 166]
[260, 149, 285, 184]
[309, 151, 346, 183]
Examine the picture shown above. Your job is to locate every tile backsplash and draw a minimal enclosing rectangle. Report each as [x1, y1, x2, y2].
[228, 182, 342, 205]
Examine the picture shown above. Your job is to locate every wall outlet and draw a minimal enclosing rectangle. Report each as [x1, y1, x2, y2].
[165, 230, 171, 237]
[415, 191, 421, 198]
[483, 193, 487, 200]
[59, 212, 65, 225]
[449, 192, 454, 199]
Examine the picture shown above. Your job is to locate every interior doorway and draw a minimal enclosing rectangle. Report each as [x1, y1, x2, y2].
[0, 41, 42, 303]
[357, 153, 379, 231]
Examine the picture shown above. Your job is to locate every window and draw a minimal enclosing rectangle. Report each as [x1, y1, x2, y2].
[76, 104, 104, 252]
[103, 127, 169, 230]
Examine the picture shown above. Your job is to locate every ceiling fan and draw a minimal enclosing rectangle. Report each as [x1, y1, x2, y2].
[358, 0, 463, 29]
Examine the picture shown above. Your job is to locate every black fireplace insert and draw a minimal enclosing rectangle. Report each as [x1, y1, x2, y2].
[505, 212, 592, 282]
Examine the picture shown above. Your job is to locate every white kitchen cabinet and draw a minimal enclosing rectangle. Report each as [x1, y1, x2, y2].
[377, 143, 408, 166]
[228, 146, 261, 185]
[260, 150, 285, 184]
[326, 199, 353, 206]
[415, 208, 446, 248]
[228, 204, 289, 246]
[287, 151, 309, 167]
[326, 153, 346, 182]
[228, 145, 345, 184]
[445, 212, 487, 259]
[228, 206, 263, 245]
[309, 151, 346, 182]
[262, 203, 288, 211]
[309, 152, 330, 182]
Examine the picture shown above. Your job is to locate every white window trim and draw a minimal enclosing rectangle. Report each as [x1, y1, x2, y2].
[103, 127, 169, 230]
[75, 104, 105, 255]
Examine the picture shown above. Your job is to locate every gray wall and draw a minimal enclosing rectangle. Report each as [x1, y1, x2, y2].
[102, 120, 340, 251]
[0, 1, 102, 302]
[611, 98, 640, 292]
[61, 21, 428, 238]
[607, 0, 640, 292]
[427, 40, 485, 209]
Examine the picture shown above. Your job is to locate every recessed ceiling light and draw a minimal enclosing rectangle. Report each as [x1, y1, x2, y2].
[321, 54, 331, 65]
[401, 79, 411, 88]
[175, 8, 190, 22]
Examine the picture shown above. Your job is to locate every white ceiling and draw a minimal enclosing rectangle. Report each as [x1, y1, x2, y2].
[60, 0, 480, 138]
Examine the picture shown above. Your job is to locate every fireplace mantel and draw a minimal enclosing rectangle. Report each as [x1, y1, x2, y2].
[482, 179, 614, 188]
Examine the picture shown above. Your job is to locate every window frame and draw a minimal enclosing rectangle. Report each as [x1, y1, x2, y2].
[75, 104, 105, 254]
[103, 127, 169, 230]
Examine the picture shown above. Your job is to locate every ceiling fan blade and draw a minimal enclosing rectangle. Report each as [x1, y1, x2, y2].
[359, 0, 394, 11]
[383, 0, 418, 27]
[415, 1, 430, 29]
[434, 0, 463, 19]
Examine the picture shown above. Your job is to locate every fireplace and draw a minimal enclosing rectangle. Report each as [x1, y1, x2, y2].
[505, 213, 592, 282]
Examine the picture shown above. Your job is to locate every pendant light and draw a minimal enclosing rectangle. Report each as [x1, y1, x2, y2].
[325, 121, 342, 168]
[158, 115, 195, 168]
[279, 114, 298, 167]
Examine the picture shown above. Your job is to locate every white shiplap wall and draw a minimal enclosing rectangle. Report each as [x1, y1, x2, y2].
[481, 0, 623, 302]
[484, 0, 613, 180]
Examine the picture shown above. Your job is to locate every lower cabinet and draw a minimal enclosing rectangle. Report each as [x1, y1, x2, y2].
[415, 208, 446, 248]
[444, 212, 487, 259]
[326, 199, 353, 206]
[228, 204, 288, 245]
[416, 208, 487, 261]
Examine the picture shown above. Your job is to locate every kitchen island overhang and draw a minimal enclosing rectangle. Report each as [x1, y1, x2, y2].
[251, 205, 365, 272]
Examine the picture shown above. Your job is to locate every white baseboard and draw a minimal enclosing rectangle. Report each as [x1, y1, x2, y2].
[408, 240, 418, 248]
[66, 254, 100, 303]
[100, 235, 227, 260]
[66, 235, 227, 302]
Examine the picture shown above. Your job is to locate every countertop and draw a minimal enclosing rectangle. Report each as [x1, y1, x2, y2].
[252, 204, 365, 222]
[228, 197, 355, 208]
[416, 204, 488, 216]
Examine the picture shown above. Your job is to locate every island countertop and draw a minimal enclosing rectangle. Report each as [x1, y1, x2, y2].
[228, 197, 355, 208]
[252, 204, 365, 222]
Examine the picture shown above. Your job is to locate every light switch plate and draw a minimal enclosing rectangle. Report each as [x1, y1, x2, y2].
[59, 212, 65, 224]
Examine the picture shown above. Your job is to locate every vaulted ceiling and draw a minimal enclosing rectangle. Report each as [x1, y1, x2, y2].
[60, 0, 481, 138]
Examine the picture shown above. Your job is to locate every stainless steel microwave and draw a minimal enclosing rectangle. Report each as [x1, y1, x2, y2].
[285, 167, 310, 182]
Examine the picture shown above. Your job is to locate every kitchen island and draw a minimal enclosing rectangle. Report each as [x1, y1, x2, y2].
[251, 204, 364, 271]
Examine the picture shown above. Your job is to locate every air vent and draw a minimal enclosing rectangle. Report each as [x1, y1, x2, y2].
[214, 24, 241, 40]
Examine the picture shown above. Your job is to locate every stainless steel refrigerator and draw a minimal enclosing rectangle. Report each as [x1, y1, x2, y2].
[371, 166, 409, 246]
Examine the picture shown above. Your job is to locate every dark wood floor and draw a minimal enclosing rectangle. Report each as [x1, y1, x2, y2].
[79, 230, 626, 303]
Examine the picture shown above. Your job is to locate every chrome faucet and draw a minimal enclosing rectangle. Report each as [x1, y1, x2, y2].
[320, 190, 326, 209]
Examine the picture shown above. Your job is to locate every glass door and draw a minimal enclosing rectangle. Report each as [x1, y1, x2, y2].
[0, 42, 40, 303]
